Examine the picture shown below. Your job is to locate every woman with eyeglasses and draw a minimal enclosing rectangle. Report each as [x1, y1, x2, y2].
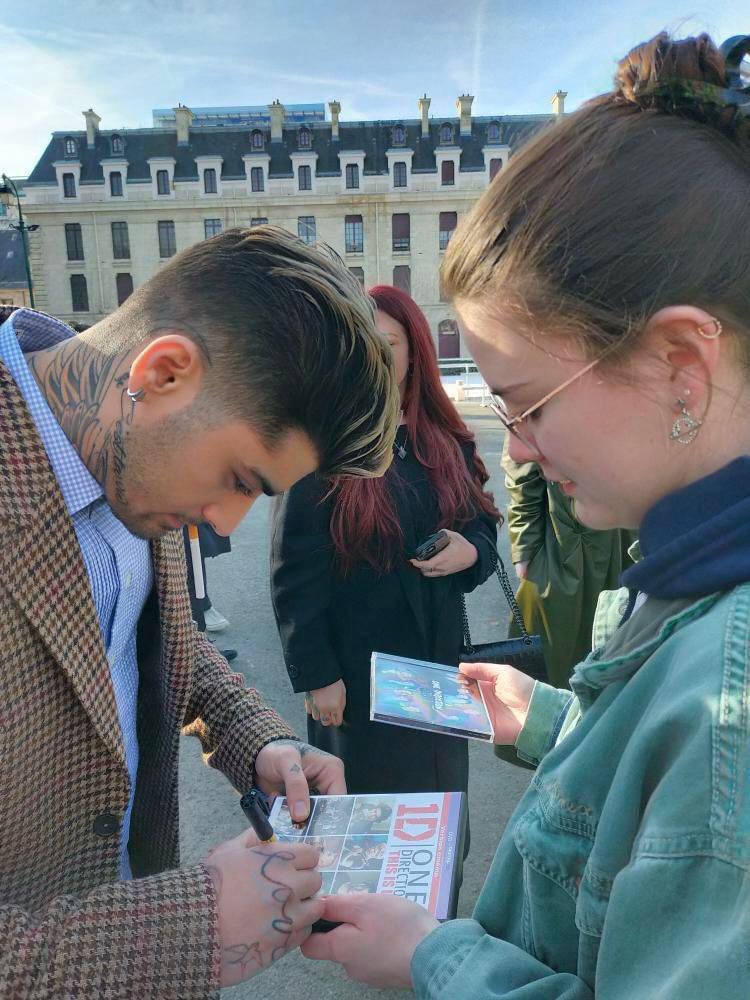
[301, 31, 750, 999]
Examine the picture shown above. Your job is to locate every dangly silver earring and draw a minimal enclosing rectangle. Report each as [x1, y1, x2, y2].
[670, 391, 702, 445]
[126, 387, 146, 403]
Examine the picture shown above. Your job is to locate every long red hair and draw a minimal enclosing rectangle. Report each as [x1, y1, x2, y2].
[329, 285, 500, 573]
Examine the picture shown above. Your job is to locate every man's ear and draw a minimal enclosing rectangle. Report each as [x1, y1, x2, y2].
[639, 306, 723, 411]
[127, 334, 206, 410]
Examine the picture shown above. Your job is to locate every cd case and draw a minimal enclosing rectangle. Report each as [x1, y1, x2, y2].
[268, 791, 467, 920]
[370, 651, 494, 742]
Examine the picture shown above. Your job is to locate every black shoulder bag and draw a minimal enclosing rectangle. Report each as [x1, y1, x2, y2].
[460, 553, 547, 682]
[460, 554, 547, 770]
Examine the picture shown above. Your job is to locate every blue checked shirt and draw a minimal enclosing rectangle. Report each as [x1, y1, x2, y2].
[0, 309, 152, 880]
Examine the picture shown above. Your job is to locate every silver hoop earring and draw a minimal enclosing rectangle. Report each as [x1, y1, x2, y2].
[126, 387, 146, 403]
[670, 398, 702, 445]
[698, 318, 723, 340]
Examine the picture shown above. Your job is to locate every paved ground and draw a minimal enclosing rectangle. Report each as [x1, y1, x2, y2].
[178, 405, 531, 999]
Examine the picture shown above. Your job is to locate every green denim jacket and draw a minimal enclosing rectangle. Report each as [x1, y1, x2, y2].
[412, 584, 750, 998]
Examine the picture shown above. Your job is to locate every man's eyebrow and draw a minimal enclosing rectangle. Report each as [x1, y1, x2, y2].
[246, 467, 279, 497]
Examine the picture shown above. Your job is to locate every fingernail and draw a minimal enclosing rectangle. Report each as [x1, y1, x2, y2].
[293, 801, 308, 819]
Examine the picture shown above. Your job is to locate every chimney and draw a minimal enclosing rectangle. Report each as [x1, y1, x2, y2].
[269, 100, 284, 142]
[552, 90, 567, 116]
[418, 94, 431, 137]
[456, 94, 474, 136]
[82, 108, 101, 148]
[329, 100, 341, 141]
[173, 104, 194, 145]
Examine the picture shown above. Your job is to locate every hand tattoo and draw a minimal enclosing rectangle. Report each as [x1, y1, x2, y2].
[253, 848, 296, 963]
[224, 942, 265, 974]
[271, 738, 336, 761]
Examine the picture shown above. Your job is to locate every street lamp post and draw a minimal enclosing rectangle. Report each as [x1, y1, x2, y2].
[0, 174, 39, 309]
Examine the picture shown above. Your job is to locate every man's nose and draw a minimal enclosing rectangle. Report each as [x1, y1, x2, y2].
[201, 495, 255, 536]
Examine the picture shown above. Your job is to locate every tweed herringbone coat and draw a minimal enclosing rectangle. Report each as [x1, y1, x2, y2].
[0, 363, 296, 999]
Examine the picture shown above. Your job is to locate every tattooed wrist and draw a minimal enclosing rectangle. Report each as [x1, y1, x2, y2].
[270, 738, 336, 760]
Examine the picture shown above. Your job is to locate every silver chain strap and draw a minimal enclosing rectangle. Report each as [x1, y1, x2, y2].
[461, 551, 532, 652]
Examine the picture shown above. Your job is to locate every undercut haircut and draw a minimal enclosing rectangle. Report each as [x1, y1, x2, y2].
[113, 226, 399, 479]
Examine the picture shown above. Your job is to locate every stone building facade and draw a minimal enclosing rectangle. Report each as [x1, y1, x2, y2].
[20, 93, 565, 355]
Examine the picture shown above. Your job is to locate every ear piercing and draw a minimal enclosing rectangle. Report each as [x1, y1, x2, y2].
[670, 391, 702, 445]
[126, 387, 146, 403]
[698, 318, 722, 340]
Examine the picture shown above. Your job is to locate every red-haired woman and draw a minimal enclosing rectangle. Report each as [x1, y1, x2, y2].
[270, 286, 500, 795]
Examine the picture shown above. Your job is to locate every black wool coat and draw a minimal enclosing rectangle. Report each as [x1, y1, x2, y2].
[270, 439, 497, 795]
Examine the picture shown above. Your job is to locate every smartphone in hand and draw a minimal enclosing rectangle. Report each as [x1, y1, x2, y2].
[414, 530, 449, 561]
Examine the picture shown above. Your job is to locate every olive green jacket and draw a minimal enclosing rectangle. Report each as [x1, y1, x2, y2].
[502, 441, 634, 687]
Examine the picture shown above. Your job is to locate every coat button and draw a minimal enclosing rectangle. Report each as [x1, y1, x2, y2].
[92, 813, 119, 838]
[288, 664, 299, 678]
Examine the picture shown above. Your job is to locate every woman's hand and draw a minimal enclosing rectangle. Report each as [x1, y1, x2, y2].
[458, 662, 535, 744]
[305, 679, 347, 727]
[410, 529, 478, 578]
[301, 892, 438, 988]
[515, 560, 529, 580]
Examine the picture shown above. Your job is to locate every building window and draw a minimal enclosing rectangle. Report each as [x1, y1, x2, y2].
[441, 160, 455, 186]
[349, 266, 364, 286]
[156, 169, 170, 195]
[392, 213, 410, 252]
[298, 165, 312, 191]
[298, 127, 312, 149]
[489, 158, 502, 181]
[440, 122, 453, 144]
[392, 125, 406, 146]
[64, 136, 77, 156]
[203, 168, 217, 194]
[111, 134, 124, 155]
[204, 218, 222, 239]
[393, 265, 411, 295]
[438, 319, 461, 358]
[345, 214, 363, 253]
[65, 223, 84, 262]
[250, 129, 264, 149]
[111, 221, 130, 259]
[116, 272, 134, 306]
[297, 216, 316, 245]
[250, 217, 268, 227]
[250, 166, 264, 192]
[109, 171, 123, 197]
[439, 211, 457, 251]
[345, 163, 359, 189]
[63, 173, 76, 198]
[70, 274, 89, 312]
[393, 161, 407, 188]
[487, 121, 501, 143]
[158, 220, 176, 258]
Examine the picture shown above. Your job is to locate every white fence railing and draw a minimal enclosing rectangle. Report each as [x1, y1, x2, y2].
[438, 358, 491, 404]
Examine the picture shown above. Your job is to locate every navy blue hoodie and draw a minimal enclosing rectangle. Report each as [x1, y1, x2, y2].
[622, 456, 750, 599]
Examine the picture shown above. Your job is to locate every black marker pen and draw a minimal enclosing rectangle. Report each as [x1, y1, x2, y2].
[240, 789, 277, 843]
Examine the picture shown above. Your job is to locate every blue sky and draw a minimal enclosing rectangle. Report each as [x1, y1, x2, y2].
[3, 0, 747, 176]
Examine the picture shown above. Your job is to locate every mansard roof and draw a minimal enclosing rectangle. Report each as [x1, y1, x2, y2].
[25, 114, 553, 185]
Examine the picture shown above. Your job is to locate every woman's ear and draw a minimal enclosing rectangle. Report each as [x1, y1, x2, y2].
[639, 306, 723, 412]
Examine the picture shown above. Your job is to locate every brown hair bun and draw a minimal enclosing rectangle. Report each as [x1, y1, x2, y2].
[611, 32, 746, 139]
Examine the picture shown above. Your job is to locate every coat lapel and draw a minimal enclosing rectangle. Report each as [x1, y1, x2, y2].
[0, 364, 125, 765]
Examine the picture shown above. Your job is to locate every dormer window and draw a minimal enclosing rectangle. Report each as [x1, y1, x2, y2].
[440, 123, 454, 144]
[392, 125, 406, 146]
[487, 121, 501, 143]
[64, 136, 77, 156]
[298, 127, 312, 149]
[111, 134, 124, 155]
[250, 129, 264, 149]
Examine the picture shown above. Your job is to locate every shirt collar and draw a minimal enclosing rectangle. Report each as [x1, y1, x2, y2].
[0, 309, 103, 516]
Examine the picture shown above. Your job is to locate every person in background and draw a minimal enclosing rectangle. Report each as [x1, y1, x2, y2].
[0, 225, 399, 998]
[501, 437, 635, 687]
[183, 522, 237, 661]
[302, 31, 750, 999]
[271, 285, 500, 799]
